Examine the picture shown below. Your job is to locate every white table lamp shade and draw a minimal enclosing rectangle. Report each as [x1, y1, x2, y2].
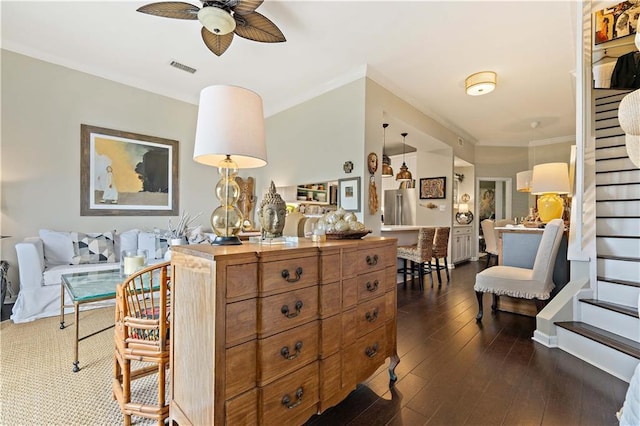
[531, 163, 570, 195]
[193, 85, 267, 168]
[516, 170, 533, 192]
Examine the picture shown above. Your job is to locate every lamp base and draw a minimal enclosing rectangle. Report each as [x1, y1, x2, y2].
[211, 236, 242, 246]
[537, 193, 564, 223]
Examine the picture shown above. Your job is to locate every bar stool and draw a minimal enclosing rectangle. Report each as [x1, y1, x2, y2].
[431, 227, 451, 284]
[397, 227, 436, 290]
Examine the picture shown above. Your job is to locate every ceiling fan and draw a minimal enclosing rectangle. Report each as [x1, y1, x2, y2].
[137, 0, 286, 56]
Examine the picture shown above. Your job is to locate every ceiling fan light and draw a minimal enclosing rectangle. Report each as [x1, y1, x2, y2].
[465, 71, 497, 96]
[198, 7, 236, 35]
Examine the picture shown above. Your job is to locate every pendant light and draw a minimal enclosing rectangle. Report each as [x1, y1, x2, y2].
[381, 123, 394, 177]
[395, 132, 412, 181]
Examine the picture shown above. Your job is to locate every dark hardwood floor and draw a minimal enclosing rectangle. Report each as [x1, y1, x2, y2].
[306, 261, 629, 426]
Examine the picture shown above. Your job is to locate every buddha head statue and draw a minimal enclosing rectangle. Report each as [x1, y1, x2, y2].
[258, 181, 287, 239]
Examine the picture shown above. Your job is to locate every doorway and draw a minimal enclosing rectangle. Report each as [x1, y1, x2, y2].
[475, 177, 512, 258]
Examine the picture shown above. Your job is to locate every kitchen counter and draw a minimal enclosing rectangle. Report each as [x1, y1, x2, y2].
[380, 225, 421, 246]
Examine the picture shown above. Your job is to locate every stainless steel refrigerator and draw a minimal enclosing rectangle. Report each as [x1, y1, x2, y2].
[383, 189, 416, 225]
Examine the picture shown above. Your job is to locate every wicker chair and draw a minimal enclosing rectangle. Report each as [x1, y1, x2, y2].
[113, 261, 171, 426]
[431, 227, 450, 284]
[397, 227, 436, 290]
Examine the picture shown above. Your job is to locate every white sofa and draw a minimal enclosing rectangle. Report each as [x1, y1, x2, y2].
[12, 229, 169, 323]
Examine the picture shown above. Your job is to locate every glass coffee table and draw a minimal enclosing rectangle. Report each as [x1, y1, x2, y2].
[59, 268, 123, 372]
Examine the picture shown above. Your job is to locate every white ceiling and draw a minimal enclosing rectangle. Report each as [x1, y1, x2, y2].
[1, 1, 579, 150]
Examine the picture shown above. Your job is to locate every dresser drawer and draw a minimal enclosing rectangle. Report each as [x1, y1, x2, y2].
[384, 265, 397, 292]
[356, 244, 395, 274]
[355, 325, 387, 383]
[259, 361, 319, 426]
[356, 269, 386, 302]
[226, 340, 256, 399]
[342, 249, 359, 278]
[226, 262, 258, 300]
[258, 286, 318, 337]
[355, 295, 387, 338]
[260, 255, 318, 295]
[319, 281, 340, 318]
[341, 277, 358, 309]
[258, 321, 319, 386]
[319, 251, 341, 284]
[453, 226, 472, 236]
[225, 388, 257, 426]
[226, 298, 256, 347]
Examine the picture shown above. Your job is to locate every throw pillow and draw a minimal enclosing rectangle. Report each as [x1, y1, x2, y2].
[70, 231, 116, 265]
[38, 229, 75, 266]
[115, 229, 140, 261]
[138, 231, 169, 260]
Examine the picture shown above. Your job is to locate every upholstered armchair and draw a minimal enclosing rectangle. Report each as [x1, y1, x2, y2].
[474, 219, 564, 321]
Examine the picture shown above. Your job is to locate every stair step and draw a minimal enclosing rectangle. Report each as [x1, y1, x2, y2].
[597, 257, 640, 282]
[598, 276, 640, 287]
[597, 237, 640, 257]
[596, 217, 640, 236]
[555, 321, 640, 360]
[580, 298, 638, 318]
[596, 200, 640, 216]
[598, 254, 640, 263]
[596, 169, 640, 185]
[596, 157, 636, 173]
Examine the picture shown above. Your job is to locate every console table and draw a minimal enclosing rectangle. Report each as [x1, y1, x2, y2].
[169, 237, 399, 425]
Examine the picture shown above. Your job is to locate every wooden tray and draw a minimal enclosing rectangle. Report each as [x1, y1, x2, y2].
[325, 230, 372, 240]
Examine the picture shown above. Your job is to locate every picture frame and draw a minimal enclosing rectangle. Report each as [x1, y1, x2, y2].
[594, 1, 639, 45]
[419, 177, 446, 199]
[80, 124, 179, 216]
[338, 177, 361, 212]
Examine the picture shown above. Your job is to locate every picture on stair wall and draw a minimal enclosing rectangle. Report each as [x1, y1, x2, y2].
[80, 124, 179, 216]
[594, 1, 639, 45]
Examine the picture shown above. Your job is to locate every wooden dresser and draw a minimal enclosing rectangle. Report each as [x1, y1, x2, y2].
[169, 237, 399, 425]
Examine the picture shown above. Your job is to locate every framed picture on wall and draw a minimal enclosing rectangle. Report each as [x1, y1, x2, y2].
[338, 177, 361, 212]
[80, 124, 179, 216]
[419, 177, 446, 199]
[594, 1, 639, 45]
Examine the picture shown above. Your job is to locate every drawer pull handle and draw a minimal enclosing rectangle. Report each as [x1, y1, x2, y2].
[366, 254, 379, 266]
[281, 387, 304, 409]
[280, 341, 303, 360]
[365, 343, 379, 358]
[281, 267, 303, 283]
[366, 280, 379, 292]
[365, 308, 379, 322]
[281, 300, 304, 318]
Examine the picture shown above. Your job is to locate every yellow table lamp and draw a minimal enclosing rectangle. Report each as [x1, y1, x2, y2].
[531, 163, 570, 223]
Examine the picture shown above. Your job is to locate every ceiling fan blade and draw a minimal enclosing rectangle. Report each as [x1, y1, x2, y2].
[202, 27, 234, 56]
[234, 12, 285, 43]
[137, 2, 199, 19]
[232, 0, 263, 16]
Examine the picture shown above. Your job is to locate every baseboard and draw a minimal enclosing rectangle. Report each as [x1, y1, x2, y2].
[532, 330, 558, 348]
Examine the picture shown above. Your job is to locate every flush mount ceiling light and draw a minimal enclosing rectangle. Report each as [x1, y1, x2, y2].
[465, 71, 497, 96]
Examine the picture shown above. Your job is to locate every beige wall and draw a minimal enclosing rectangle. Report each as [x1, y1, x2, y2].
[0, 50, 217, 292]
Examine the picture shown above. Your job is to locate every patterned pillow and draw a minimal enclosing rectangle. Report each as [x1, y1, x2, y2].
[70, 231, 116, 265]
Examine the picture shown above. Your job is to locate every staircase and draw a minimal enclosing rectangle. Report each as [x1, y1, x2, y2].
[555, 90, 640, 382]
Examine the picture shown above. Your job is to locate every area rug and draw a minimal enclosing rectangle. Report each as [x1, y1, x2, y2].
[0, 307, 164, 425]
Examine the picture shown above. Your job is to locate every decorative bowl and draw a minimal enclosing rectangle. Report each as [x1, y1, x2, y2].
[325, 230, 372, 240]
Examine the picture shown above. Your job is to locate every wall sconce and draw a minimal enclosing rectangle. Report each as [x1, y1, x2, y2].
[193, 85, 267, 245]
[531, 162, 570, 223]
[516, 170, 533, 193]
[465, 71, 497, 96]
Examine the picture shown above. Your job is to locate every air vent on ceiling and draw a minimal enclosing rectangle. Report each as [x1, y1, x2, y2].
[169, 61, 197, 74]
